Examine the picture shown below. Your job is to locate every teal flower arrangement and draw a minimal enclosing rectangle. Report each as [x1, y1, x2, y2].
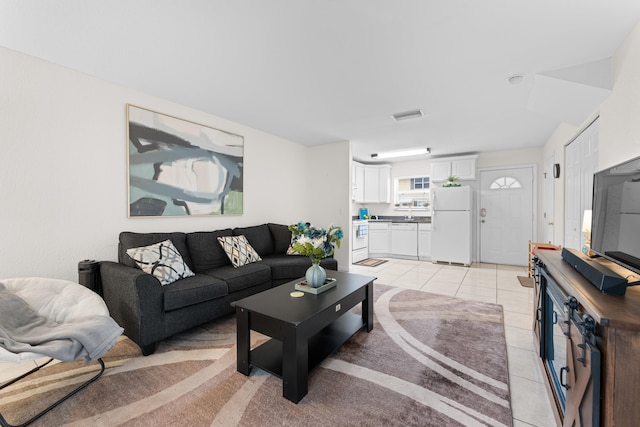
[288, 222, 343, 264]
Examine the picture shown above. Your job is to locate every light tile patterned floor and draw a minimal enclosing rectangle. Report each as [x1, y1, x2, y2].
[350, 258, 558, 427]
[0, 259, 558, 426]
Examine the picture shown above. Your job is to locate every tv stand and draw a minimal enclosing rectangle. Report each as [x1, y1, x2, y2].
[533, 250, 640, 426]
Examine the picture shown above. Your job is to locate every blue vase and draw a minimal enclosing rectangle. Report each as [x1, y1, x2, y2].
[306, 262, 326, 288]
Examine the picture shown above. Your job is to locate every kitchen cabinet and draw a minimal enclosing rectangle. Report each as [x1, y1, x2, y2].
[391, 222, 418, 258]
[353, 162, 391, 203]
[352, 162, 365, 202]
[430, 155, 478, 182]
[377, 165, 391, 203]
[418, 223, 431, 261]
[368, 221, 391, 256]
[363, 167, 379, 202]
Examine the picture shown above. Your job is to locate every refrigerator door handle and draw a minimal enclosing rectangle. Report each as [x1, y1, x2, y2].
[431, 211, 435, 232]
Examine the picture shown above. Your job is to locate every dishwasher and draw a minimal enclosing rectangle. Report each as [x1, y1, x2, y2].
[391, 222, 418, 257]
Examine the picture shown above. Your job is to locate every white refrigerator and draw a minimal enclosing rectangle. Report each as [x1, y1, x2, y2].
[431, 186, 472, 265]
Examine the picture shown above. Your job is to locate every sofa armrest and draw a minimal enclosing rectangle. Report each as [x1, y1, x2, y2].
[100, 261, 165, 350]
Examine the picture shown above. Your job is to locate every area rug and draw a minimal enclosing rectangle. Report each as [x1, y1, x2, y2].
[353, 258, 388, 267]
[517, 276, 534, 288]
[0, 285, 512, 426]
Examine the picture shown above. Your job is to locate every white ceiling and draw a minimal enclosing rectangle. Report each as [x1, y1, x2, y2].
[2, 1, 640, 163]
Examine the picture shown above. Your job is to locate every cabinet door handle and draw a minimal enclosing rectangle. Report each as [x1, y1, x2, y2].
[560, 366, 570, 390]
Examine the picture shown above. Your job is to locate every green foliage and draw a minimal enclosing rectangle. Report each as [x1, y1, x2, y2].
[288, 222, 344, 263]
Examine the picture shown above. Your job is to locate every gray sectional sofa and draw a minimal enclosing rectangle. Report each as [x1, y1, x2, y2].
[100, 223, 338, 355]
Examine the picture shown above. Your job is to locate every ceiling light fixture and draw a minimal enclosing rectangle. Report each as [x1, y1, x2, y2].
[371, 147, 430, 159]
[391, 109, 424, 121]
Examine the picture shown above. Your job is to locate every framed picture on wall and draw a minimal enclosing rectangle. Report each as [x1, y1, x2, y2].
[127, 104, 244, 217]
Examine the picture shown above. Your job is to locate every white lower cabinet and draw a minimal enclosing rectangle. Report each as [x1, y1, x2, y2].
[368, 222, 391, 256]
[367, 221, 429, 260]
[418, 223, 432, 261]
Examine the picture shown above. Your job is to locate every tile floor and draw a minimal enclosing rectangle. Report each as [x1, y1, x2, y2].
[349, 258, 557, 427]
[0, 259, 558, 426]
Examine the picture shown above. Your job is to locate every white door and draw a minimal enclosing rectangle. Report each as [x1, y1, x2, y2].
[564, 119, 599, 251]
[479, 167, 534, 266]
[544, 155, 555, 243]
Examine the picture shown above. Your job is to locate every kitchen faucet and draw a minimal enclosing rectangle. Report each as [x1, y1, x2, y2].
[405, 201, 413, 220]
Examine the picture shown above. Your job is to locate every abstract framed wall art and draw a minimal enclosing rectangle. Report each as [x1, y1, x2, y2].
[127, 105, 243, 217]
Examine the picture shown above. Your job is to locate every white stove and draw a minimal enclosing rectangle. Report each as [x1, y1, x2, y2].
[352, 220, 369, 263]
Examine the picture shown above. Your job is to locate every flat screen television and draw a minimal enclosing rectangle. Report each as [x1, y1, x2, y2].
[591, 155, 640, 280]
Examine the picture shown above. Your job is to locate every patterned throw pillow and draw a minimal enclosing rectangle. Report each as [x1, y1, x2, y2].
[217, 235, 262, 268]
[126, 239, 195, 286]
[286, 235, 302, 255]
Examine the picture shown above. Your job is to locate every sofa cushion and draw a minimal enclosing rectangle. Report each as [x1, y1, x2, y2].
[203, 263, 271, 293]
[119, 232, 192, 270]
[233, 224, 273, 257]
[268, 223, 294, 254]
[260, 255, 338, 281]
[126, 239, 195, 286]
[163, 274, 228, 312]
[217, 235, 262, 268]
[186, 229, 233, 272]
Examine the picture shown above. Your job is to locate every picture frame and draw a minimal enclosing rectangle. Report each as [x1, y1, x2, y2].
[127, 104, 244, 217]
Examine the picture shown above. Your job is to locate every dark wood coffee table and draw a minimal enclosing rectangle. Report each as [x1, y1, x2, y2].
[231, 270, 375, 403]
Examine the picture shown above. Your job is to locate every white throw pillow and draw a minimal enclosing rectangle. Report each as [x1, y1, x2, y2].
[126, 239, 195, 285]
[217, 235, 262, 268]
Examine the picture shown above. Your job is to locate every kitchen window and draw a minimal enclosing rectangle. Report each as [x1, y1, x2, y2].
[394, 176, 430, 211]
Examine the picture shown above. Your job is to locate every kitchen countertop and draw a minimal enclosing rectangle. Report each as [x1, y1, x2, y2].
[356, 215, 431, 224]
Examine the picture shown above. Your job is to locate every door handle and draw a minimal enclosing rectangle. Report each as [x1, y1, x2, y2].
[548, 221, 554, 225]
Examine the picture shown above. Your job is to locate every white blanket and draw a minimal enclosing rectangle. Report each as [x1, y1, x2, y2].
[0, 279, 123, 362]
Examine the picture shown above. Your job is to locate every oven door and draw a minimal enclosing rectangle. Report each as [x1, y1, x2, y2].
[352, 222, 368, 250]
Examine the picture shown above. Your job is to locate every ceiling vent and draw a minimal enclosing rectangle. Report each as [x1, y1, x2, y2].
[391, 109, 424, 121]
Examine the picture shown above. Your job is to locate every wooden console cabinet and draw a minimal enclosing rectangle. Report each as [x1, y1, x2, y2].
[533, 250, 640, 426]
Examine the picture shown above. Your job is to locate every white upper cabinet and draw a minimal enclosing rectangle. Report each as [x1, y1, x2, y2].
[430, 155, 478, 182]
[363, 166, 379, 202]
[352, 162, 365, 202]
[352, 162, 391, 203]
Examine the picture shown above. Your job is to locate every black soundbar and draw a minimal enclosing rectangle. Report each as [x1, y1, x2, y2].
[561, 248, 628, 295]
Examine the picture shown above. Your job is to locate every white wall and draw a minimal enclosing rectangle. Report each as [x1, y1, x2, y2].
[542, 20, 640, 246]
[599, 20, 640, 169]
[542, 123, 578, 244]
[310, 141, 352, 268]
[0, 47, 350, 280]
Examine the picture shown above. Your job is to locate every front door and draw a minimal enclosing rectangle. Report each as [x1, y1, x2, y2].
[479, 166, 534, 265]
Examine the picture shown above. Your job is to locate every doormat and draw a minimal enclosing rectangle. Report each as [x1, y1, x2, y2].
[517, 276, 534, 288]
[353, 258, 388, 267]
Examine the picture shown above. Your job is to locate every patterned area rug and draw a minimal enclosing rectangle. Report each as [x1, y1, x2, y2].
[353, 258, 388, 267]
[0, 285, 511, 426]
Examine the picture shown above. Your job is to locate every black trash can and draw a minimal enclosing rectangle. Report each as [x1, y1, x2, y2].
[78, 259, 102, 296]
